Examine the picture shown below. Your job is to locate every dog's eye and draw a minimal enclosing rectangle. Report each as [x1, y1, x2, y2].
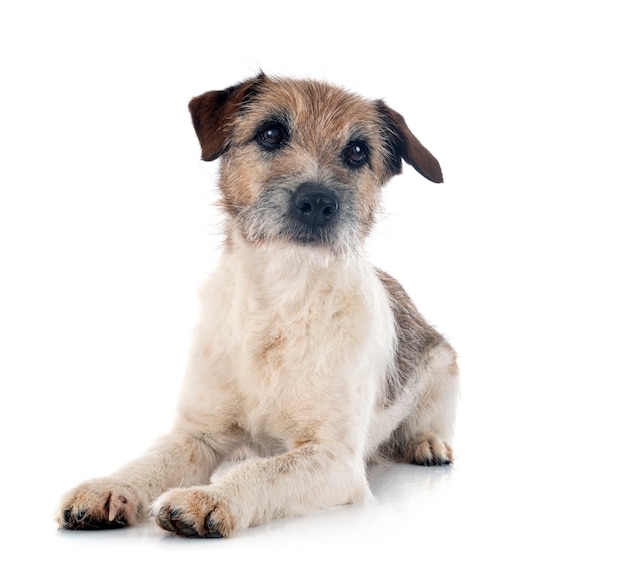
[344, 141, 369, 168]
[257, 123, 286, 150]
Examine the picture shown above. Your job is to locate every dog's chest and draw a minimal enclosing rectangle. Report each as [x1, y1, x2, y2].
[236, 268, 366, 383]
[224, 253, 376, 424]
[234, 291, 369, 444]
[186, 245, 394, 447]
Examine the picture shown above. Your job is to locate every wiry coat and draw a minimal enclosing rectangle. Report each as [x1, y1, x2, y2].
[58, 74, 458, 538]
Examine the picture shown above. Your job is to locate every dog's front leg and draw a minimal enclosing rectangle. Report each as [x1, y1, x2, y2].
[58, 430, 226, 529]
[153, 442, 368, 538]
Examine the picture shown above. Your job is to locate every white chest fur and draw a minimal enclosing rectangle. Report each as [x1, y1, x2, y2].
[177, 235, 395, 454]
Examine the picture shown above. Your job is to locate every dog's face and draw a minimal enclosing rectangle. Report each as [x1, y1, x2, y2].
[189, 74, 442, 255]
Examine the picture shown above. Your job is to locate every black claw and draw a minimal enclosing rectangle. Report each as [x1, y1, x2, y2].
[205, 526, 223, 539]
[156, 508, 223, 538]
[156, 508, 183, 533]
[83, 518, 110, 530]
[412, 456, 451, 467]
[157, 515, 175, 532]
[175, 521, 201, 537]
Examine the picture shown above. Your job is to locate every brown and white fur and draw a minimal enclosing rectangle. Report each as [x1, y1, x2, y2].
[57, 74, 458, 538]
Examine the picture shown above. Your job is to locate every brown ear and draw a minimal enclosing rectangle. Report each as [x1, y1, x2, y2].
[377, 102, 443, 183]
[188, 74, 266, 161]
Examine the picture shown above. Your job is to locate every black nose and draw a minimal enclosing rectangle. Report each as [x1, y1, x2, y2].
[292, 183, 339, 228]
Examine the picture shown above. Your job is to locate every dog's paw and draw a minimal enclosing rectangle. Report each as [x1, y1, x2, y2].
[57, 478, 143, 530]
[406, 434, 453, 466]
[152, 487, 237, 538]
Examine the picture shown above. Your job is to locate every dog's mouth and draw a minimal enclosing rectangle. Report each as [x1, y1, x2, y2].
[235, 181, 360, 255]
[278, 222, 337, 246]
[282, 183, 355, 252]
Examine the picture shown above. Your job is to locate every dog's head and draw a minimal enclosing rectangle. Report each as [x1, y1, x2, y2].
[189, 74, 442, 255]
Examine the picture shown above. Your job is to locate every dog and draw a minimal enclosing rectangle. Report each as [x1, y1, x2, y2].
[57, 73, 459, 538]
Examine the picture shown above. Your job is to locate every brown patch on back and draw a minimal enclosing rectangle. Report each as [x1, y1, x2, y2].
[376, 268, 442, 407]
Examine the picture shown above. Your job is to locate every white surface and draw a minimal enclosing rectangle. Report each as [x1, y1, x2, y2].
[1, 1, 624, 574]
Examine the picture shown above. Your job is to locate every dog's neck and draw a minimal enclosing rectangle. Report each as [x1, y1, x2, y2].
[225, 229, 367, 307]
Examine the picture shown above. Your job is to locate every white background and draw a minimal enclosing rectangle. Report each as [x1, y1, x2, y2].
[1, 1, 625, 573]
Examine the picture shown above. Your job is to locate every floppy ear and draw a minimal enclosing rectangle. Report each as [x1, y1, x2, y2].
[188, 74, 266, 161]
[377, 102, 443, 183]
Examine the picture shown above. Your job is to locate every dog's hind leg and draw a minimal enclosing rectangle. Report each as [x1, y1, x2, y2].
[396, 341, 459, 466]
[375, 269, 459, 466]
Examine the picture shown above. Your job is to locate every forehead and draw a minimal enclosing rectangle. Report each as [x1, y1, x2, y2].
[235, 78, 383, 140]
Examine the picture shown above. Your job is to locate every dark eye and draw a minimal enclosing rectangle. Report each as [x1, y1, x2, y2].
[257, 123, 286, 150]
[344, 141, 369, 168]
